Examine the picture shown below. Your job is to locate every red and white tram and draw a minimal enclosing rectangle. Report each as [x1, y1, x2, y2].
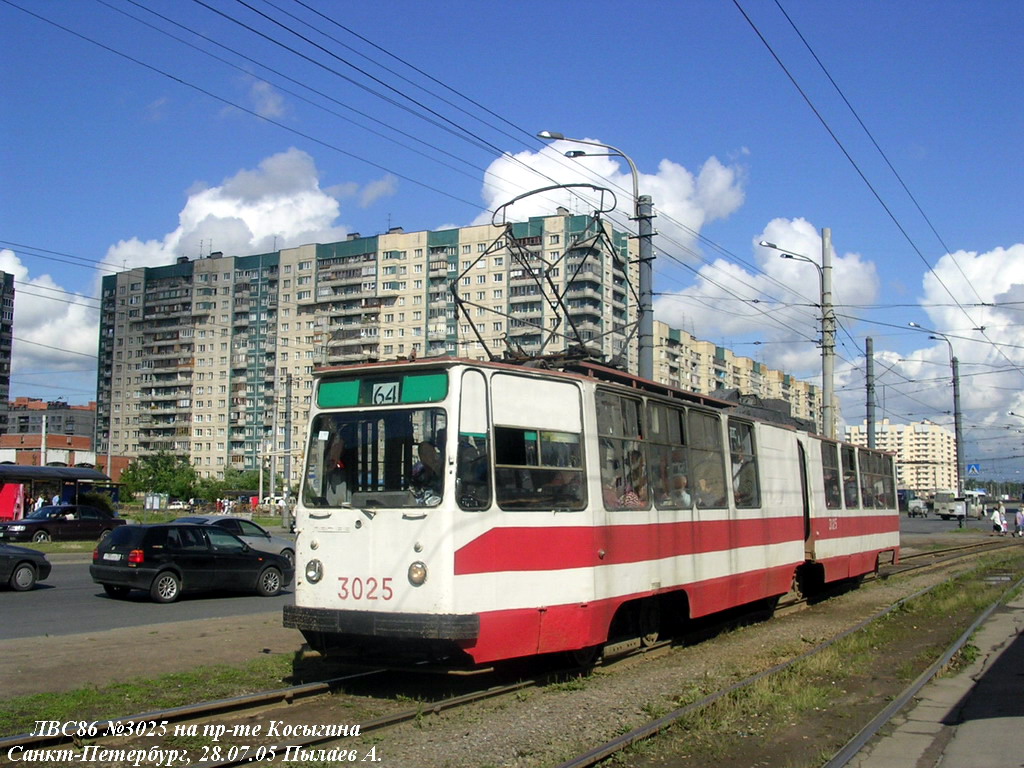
[284, 357, 900, 666]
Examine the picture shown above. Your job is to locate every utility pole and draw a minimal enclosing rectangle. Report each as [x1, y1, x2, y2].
[637, 194, 655, 381]
[865, 337, 875, 448]
[821, 228, 835, 440]
[952, 355, 963, 495]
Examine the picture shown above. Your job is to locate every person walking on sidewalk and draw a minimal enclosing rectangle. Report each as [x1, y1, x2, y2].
[1016, 506, 1024, 538]
[991, 504, 1003, 535]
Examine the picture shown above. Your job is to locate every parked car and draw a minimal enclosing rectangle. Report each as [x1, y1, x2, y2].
[167, 499, 188, 511]
[172, 515, 294, 566]
[90, 523, 293, 603]
[0, 542, 51, 591]
[0, 505, 126, 543]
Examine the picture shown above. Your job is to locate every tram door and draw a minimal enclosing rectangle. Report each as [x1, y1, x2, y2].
[797, 440, 811, 544]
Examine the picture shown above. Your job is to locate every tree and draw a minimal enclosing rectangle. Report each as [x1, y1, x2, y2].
[118, 452, 198, 500]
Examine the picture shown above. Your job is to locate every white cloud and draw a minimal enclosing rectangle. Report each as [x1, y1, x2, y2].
[359, 174, 398, 208]
[472, 140, 745, 252]
[0, 249, 99, 399]
[100, 148, 350, 271]
[248, 81, 285, 119]
[654, 217, 880, 376]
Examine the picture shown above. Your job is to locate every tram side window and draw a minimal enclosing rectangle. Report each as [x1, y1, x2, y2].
[880, 454, 895, 508]
[841, 445, 860, 508]
[859, 450, 893, 509]
[647, 403, 691, 509]
[493, 427, 585, 511]
[728, 420, 760, 508]
[596, 391, 649, 510]
[821, 442, 842, 509]
[688, 411, 727, 509]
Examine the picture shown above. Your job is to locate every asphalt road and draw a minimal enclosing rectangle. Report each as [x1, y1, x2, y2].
[0, 560, 293, 640]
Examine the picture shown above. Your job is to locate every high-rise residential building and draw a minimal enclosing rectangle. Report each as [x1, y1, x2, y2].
[0, 271, 13, 433]
[844, 418, 956, 493]
[652, 320, 822, 429]
[97, 211, 636, 478]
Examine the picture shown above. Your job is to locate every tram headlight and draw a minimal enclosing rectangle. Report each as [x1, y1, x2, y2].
[305, 559, 323, 584]
[408, 561, 427, 586]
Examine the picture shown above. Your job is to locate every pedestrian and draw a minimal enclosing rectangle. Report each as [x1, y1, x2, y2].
[51, 492, 60, 506]
[990, 505, 1002, 535]
[1016, 507, 1024, 538]
[34, 495, 44, 511]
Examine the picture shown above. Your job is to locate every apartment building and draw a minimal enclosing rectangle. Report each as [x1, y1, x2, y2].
[97, 211, 635, 477]
[844, 418, 956, 493]
[653, 321, 822, 429]
[0, 271, 13, 433]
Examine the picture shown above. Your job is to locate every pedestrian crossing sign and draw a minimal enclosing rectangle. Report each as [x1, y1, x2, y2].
[966, 463, 981, 475]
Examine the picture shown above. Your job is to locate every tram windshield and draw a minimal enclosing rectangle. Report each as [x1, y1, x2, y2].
[302, 408, 447, 509]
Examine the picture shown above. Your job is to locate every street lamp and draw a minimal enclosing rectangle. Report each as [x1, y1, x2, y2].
[909, 322, 964, 496]
[759, 232, 835, 439]
[537, 130, 655, 380]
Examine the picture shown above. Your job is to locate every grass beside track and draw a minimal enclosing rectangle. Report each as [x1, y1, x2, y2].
[0, 654, 295, 738]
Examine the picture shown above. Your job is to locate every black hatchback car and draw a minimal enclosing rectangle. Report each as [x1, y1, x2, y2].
[0, 505, 126, 543]
[90, 523, 293, 603]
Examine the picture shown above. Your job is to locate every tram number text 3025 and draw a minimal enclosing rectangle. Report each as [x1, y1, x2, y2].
[337, 576, 395, 600]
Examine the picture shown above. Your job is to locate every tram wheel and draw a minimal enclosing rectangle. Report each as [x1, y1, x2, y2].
[568, 644, 601, 668]
[639, 597, 661, 647]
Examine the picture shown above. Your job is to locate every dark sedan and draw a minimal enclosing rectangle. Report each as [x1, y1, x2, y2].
[0, 542, 52, 590]
[0, 505, 126, 543]
[90, 523, 293, 603]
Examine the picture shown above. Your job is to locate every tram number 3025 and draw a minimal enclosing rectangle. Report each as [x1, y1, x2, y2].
[338, 576, 394, 600]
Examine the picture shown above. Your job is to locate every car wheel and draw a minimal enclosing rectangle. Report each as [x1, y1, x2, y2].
[150, 572, 181, 603]
[9, 563, 36, 591]
[32, 530, 51, 543]
[281, 549, 295, 567]
[103, 584, 130, 599]
[98, 529, 112, 542]
[257, 567, 282, 597]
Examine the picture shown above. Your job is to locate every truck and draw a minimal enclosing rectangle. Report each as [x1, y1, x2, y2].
[897, 489, 927, 517]
[932, 489, 965, 521]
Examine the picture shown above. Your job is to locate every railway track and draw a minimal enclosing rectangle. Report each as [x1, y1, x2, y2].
[2, 539, 1014, 767]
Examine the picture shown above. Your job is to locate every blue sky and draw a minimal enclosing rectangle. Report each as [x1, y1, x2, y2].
[2, 0, 1023, 479]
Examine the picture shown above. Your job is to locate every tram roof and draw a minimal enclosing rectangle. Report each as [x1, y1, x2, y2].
[313, 356, 887, 451]
[312, 355, 736, 409]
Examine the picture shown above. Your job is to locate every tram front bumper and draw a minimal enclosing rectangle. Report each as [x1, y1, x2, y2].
[283, 605, 480, 640]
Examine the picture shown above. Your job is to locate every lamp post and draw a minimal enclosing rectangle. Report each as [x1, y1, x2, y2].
[537, 131, 655, 380]
[909, 322, 964, 496]
[759, 231, 835, 438]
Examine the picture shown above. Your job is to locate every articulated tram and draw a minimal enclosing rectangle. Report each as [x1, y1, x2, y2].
[283, 357, 899, 667]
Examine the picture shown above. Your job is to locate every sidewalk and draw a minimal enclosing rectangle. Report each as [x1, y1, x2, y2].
[848, 591, 1024, 768]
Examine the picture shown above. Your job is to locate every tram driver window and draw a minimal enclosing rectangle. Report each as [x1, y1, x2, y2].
[493, 427, 585, 511]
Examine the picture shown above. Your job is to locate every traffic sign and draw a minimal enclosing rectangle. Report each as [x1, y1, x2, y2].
[966, 463, 981, 475]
